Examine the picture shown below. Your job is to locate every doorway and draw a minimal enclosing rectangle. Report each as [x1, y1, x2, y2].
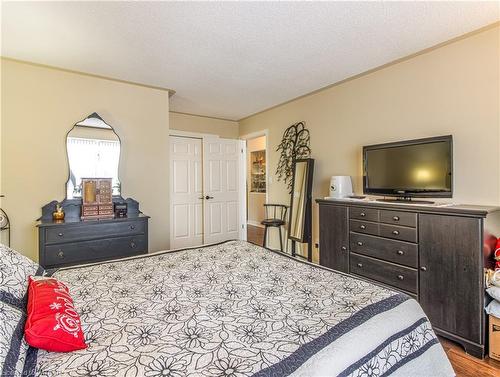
[169, 133, 245, 249]
[242, 132, 268, 246]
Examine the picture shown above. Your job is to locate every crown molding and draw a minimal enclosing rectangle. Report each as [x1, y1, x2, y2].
[0, 56, 176, 96]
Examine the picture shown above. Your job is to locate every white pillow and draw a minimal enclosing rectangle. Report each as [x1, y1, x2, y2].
[0, 243, 44, 310]
[487, 286, 500, 302]
[0, 301, 31, 376]
[485, 299, 500, 318]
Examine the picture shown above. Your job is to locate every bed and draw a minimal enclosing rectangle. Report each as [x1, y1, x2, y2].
[2, 240, 454, 376]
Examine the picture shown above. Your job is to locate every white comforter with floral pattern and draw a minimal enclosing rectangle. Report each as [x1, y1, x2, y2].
[30, 241, 454, 377]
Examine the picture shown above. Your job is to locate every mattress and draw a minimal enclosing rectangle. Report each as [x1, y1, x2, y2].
[29, 240, 454, 376]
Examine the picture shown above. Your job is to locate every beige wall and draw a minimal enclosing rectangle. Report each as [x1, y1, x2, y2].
[170, 111, 238, 138]
[239, 25, 500, 261]
[247, 136, 266, 224]
[1, 59, 170, 261]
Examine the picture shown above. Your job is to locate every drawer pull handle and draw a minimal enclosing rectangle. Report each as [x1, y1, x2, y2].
[130, 242, 136, 249]
[393, 216, 400, 221]
[357, 263, 363, 268]
[420, 266, 427, 272]
[397, 250, 404, 255]
[58, 250, 64, 258]
[130, 225, 135, 230]
[360, 212, 366, 217]
[341, 246, 347, 251]
[397, 275, 404, 280]
[357, 241, 363, 246]
[360, 225, 366, 230]
[58, 232, 63, 237]
[392, 230, 400, 235]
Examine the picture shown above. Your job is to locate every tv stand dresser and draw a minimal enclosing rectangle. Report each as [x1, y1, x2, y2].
[316, 198, 500, 358]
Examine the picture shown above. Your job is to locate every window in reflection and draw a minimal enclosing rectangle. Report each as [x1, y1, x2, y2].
[67, 137, 120, 197]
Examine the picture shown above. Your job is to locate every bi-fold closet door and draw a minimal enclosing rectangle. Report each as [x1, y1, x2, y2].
[169, 135, 244, 249]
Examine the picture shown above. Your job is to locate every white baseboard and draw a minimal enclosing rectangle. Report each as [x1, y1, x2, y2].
[247, 220, 264, 228]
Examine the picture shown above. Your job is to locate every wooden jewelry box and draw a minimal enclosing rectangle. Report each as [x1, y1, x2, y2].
[81, 178, 114, 220]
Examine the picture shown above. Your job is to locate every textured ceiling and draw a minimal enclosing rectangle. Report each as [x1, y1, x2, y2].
[2, 2, 499, 120]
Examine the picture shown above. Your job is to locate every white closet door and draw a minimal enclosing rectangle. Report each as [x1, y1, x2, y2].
[170, 136, 203, 249]
[203, 138, 242, 244]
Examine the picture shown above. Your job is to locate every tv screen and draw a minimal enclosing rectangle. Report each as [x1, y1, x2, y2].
[363, 136, 452, 198]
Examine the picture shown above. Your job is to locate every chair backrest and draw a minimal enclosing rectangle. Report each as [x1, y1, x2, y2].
[263, 204, 288, 222]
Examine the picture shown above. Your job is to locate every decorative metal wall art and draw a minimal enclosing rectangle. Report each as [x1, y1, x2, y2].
[275, 121, 311, 193]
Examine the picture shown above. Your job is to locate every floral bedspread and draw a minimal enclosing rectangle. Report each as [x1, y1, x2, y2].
[30, 241, 453, 377]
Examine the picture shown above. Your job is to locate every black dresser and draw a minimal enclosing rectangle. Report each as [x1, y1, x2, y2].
[38, 199, 149, 269]
[317, 198, 500, 358]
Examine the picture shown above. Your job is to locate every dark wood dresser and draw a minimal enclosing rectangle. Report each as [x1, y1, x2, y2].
[38, 199, 149, 269]
[317, 198, 500, 358]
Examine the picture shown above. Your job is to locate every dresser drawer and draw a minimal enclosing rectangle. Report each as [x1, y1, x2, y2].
[350, 253, 417, 293]
[44, 235, 147, 268]
[350, 233, 418, 268]
[45, 220, 146, 244]
[349, 220, 379, 236]
[379, 224, 417, 243]
[380, 210, 417, 228]
[350, 207, 379, 222]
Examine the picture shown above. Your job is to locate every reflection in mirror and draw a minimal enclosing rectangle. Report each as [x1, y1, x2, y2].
[288, 158, 314, 261]
[66, 113, 121, 199]
[289, 161, 308, 240]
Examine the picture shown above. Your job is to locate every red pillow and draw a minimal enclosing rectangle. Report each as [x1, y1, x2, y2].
[24, 276, 87, 352]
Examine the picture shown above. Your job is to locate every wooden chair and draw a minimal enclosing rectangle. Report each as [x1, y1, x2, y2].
[261, 204, 288, 251]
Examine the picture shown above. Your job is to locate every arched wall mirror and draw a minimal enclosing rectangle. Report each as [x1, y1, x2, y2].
[66, 112, 121, 199]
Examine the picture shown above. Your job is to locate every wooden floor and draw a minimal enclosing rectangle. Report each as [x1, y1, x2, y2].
[439, 336, 500, 377]
[248, 224, 500, 376]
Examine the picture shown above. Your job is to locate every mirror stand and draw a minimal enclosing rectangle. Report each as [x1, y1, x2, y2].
[288, 158, 315, 262]
[290, 203, 313, 261]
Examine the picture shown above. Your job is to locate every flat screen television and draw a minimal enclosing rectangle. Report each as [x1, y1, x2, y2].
[363, 135, 453, 202]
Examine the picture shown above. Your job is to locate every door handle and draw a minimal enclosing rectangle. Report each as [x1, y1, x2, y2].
[205, 195, 214, 200]
[198, 196, 204, 200]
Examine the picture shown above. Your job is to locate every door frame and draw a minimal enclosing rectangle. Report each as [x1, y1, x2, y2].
[238, 139, 247, 241]
[169, 130, 247, 248]
[240, 129, 269, 239]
